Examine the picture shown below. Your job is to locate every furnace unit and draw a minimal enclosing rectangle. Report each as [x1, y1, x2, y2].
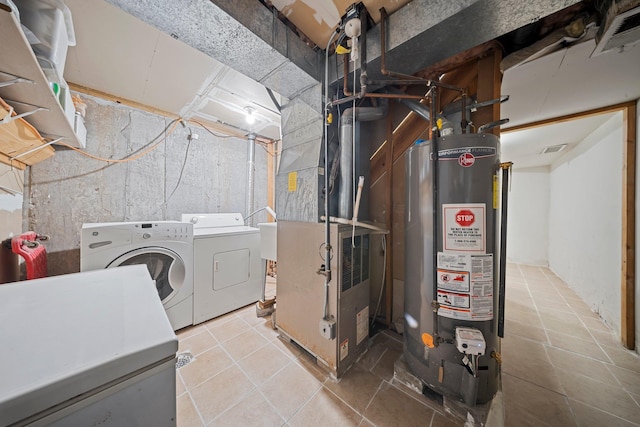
[276, 221, 371, 378]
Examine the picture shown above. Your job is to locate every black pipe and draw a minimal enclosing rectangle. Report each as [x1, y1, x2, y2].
[461, 93, 468, 134]
[498, 163, 512, 338]
[431, 85, 440, 344]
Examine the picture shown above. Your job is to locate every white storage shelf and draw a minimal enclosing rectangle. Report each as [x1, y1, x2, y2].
[0, 5, 82, 159]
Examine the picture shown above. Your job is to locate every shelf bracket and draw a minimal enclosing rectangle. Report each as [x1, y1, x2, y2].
[9, 137, 63, 161]
[1, 99, 49, 124]
[0, 70, 35, 88]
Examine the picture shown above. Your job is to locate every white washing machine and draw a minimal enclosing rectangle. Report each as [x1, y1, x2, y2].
[81, 221, 193, 331]
[182, 213, 264, 324]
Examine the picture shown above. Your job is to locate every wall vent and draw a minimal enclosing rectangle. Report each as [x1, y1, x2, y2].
[541, 144, 567, 154]
[593, 3, 640, 56]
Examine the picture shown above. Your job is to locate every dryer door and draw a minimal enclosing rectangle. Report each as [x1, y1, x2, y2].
[107, 247, 186, 304]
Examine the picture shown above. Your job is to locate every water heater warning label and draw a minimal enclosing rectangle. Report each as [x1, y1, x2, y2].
[443, 203, 485, 252]
[437, 252, 493, 321]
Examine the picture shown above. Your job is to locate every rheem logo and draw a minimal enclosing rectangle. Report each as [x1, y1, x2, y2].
[458, 152, 475, 167]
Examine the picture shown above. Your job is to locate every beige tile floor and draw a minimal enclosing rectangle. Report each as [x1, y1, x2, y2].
[175, 265, 640, 426]
[502, 263, 640, 426]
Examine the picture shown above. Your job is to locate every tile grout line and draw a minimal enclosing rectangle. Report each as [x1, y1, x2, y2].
[520, 265, 628, 426]
[540, 269, 617, 365]
[360, 378, 385, 418]
[176, 367, 207, 427]
[180, 314, 270, 425]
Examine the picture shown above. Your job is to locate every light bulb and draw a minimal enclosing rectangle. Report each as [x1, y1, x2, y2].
[245, 107, 256, 124]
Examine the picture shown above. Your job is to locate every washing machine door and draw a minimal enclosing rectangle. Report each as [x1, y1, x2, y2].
[107, 247, 185, 303]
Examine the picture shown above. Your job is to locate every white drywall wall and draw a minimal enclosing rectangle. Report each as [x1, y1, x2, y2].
[507, 167, 550, 266]
[549, 113, 623, 333]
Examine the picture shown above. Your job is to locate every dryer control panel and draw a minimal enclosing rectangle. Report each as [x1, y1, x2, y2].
[133, 223, 192, 242]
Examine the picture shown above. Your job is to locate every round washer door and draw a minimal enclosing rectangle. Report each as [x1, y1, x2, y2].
[107, 247, 186, 303]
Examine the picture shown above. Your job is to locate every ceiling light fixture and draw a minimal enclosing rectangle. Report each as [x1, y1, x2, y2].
[245, 107, 256, 125]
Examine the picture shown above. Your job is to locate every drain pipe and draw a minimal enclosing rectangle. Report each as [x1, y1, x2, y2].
[245, 133, 256, 226]
[338, 105, 386, 219]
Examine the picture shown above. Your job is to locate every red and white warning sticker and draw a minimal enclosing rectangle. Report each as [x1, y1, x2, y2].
[437, 269, 470, 292]
[437, 252, 494, 321]
[443, 203, 486, 253]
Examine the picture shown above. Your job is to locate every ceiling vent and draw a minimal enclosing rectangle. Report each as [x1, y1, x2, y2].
[592, 1, 640, 56]
[541, 144, 567, 154]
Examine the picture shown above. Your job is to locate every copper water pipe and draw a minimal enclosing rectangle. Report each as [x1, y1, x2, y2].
[339, 57, 426, 104]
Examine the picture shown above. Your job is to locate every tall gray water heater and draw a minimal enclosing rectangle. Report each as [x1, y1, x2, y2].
[404, 133, 501, 405]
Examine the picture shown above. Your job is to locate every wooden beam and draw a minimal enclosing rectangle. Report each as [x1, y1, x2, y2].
[68, 82, 178, 119]
[69, 82, 247, 139]
[622, 102, 636, 350]
[473, 50, 502, 135]
[416, 41, 502, 81]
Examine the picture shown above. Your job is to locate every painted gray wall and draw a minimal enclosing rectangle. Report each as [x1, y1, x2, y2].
[25, 93, 267, 276]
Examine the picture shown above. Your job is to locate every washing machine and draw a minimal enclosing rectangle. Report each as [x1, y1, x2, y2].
[181, 213, 264, 324]
[80, 221, 193, 331]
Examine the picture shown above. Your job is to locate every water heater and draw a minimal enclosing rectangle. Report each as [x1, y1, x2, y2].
[404, 133, 502, 405]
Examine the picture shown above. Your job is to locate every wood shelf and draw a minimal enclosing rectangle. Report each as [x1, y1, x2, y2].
[0, 4, 82, 168]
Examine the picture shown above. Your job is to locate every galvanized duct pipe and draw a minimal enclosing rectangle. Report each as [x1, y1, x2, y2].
[338, 106, 386, 219]
[396, 95, 454, 136]
[245, 133, 256, 226]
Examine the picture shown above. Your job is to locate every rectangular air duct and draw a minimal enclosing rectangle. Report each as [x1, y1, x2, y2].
[592, 1, 640, 56]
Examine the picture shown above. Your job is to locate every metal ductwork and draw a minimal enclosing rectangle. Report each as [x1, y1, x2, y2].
[338, 105, 386, 219]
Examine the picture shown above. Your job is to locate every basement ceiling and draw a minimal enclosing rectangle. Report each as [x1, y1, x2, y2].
[267, 0, 412, 47]
[500, 37, 640, 169]
[63, 0, 281, 140]
[58, 0, 640, 167]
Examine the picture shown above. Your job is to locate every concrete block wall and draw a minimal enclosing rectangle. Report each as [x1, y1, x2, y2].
[25, 94, 267, 276]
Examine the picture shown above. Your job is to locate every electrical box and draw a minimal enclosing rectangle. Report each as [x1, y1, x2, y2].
[276, 221, 371, 378]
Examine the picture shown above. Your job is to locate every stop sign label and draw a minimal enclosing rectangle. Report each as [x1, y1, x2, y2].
[456, 210, 475, 227]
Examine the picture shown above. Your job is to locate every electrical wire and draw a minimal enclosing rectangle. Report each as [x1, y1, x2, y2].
[372, 234, 387, 325]
[163, 127, 194, 206]
[189, 119, 238, 139]
[54, 118, 181, 163]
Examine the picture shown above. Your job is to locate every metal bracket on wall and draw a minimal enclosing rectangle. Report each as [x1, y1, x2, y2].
[0, 70, 34, 88]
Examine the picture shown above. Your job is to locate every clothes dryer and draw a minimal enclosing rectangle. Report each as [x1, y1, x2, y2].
[81, 221, 193, 331]
[182, 213, 263, 324]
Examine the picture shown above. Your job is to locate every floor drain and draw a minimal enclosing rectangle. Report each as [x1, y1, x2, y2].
[176, 352, 194, 369]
